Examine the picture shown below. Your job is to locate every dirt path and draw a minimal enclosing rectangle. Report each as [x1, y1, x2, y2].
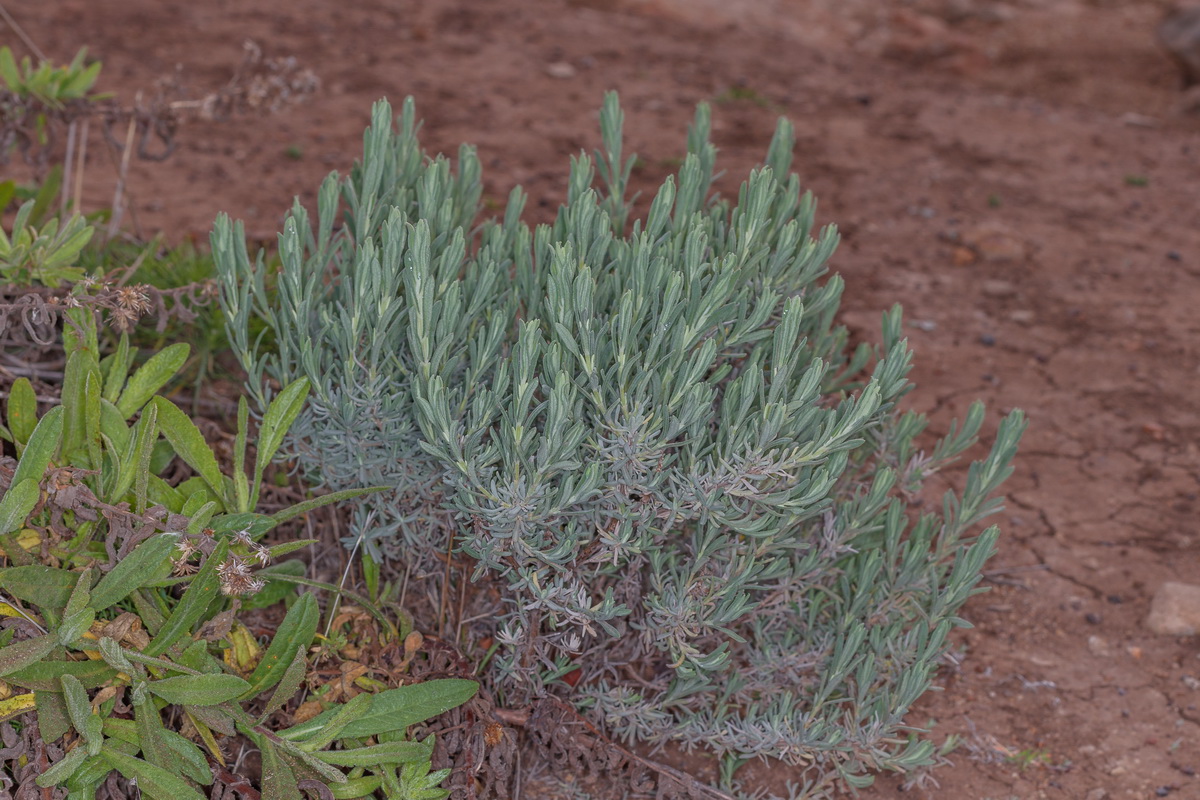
[16, 0, 1200, 796]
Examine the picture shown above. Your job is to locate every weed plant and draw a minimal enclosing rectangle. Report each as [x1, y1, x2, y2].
[215, 94, 1025, 797]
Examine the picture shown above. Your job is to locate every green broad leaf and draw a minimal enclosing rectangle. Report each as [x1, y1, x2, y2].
[144, 539, 227, 657]
[101, 333, 132, 402]
[57, 608, 96, 646]
[90, 533, 179, 610]
[270, 735, 349, 785]
[0, 478, 39, 538]
[117, 343, 190, 419]
[11, 403, 63, 489]
[151, 397, 228, 506]
[100, 745, 207, 800]
[242, 591, 318, 698]
[99, 398, 131, 457]
[97, 637, 134, 674]
[61, 349, 101, 462]
[260, 646, 308, 719]
[313, 739, 433, 767]
[146, 474, 185, 514]
[6, 377, 37, 450]
[233, 397, 250, 514]
[148, 673, 251, 706]
[251, 378, 309, 508]
[160, 728, 214, 785]
[264, 540, 319, 559]
[294, 691, 372, 752]
[83, 368, 103, 471]
[260, 740, 300, 800]
[0, 47, 19, 91]
[5, 658, 116, 691]
[280, 679, 478, 742]
[0, 565, 77, 611]
[34, 688, 70, 743]
[328, 776, 383, 799]
[61, 673, 103, 755]
[178, 638, 224, 674]
[35, 740, 90, 787]
[183, 703, 236, 736]
[101, 715, 140, 745]
[269, 486, 389, 526]
[63, 565, 93, 617]
[134, 692, 175, 770]
[0, 633, 59, 678]
[0, 179, 15, 214]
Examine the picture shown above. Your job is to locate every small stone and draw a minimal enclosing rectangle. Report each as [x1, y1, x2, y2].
[1087, 635, 1110, 656]
[1182, 675, 1200, 690]
[979, 334, 996, 346]
[961, 223, 1028, 263]
[545, 61, 576, 79]
[1146, 582, 1200, 635]
[1086, 789, 1108, 800]
[1086, 612, 1103, 625]
[1009, 309, 1035, 324]
[1156, 787, 1172, 797]
[981, 279, 1017, 298]
[1168, 251, 1182, 261]
[1107, 594, 1123, 604]
[953, 246, 976, 266]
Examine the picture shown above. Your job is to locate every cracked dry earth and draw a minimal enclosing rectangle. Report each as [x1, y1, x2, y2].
[15, 0, 1200, 796]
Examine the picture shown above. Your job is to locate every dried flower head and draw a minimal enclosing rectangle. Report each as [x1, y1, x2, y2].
[217, 555, 265, 596]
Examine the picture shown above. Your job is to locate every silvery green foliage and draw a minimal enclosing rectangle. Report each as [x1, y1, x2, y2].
[214, 94, 1025, 797]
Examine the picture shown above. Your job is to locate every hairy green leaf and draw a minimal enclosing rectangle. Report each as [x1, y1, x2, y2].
[90, 533, 179, 610]
[281, 679, 478, 742]
[148, 673, 251, 706]
[100, 745, 207, 800]
[117, 343, 190, 419]
[242, 591, 317, 698]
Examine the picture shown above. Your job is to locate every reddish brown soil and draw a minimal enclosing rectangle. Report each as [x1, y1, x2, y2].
[15, 0, 1200, 797]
